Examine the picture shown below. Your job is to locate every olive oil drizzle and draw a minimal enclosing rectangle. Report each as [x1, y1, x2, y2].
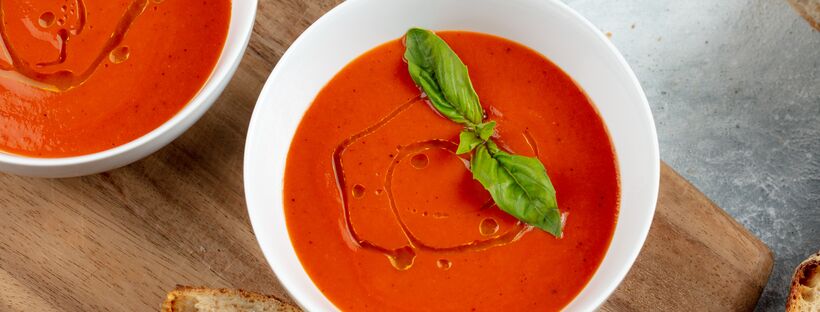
[0, 0, 153, 91]
[331, 97, 535, 270]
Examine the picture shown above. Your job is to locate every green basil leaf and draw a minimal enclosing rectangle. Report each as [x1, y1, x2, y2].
[456, 121, 496, 154]
[475, 121, 496, 141]
[456, 130, 483, 154]
[471, 141, 562, 237]
[404, 28, 484, 126]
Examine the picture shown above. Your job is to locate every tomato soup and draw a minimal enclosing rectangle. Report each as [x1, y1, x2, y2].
[0, 0, 230, 157]
[284, 31, 619, 311]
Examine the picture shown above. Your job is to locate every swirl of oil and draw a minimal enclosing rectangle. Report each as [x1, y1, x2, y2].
[331, 97, 538, 270]
[0, 0, 156, 91]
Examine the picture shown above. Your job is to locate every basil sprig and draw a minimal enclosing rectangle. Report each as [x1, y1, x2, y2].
[404, 28, 563, 237]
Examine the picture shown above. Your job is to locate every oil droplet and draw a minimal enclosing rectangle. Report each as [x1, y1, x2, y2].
[109, 46, 130, 64]
[351, 184, 365, 198]
[410, 153, 429, 169]
[56, 18, 65, 26]
[387, 246, 415, 270]
[38, 12, 55, 28]
[61, 5, 67, 12]
[374, 189, 383, 195]
[436, 259, 452, 270]
[479, 218, 499, 236]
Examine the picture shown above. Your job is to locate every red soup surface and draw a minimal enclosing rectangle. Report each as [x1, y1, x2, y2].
[0, 0, 231, 157]
[284, 31, 619, 311]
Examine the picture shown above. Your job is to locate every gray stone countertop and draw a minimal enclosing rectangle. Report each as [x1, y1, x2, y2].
[563, 0, 819, 310]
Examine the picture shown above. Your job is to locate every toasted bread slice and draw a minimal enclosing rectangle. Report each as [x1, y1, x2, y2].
[786, 0, 820, 30]
[787, 252, 820, 312]
[161, 286, 301, 312]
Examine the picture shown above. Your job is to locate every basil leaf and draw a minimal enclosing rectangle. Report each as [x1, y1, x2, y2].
[475, 121, 496, 141]
[404, 28, 484, 126]
[471, 141, 562, 237]
[456, 130, 483, 154]
[456, 122, 496, 154]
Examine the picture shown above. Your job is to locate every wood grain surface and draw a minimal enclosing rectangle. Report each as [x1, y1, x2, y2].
[0, 1, 773, 311]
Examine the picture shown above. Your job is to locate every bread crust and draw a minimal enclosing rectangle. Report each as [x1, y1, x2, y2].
[786, 0, 820, 30]
[161, 285, 301, 312]
[786, 251, 820, 312]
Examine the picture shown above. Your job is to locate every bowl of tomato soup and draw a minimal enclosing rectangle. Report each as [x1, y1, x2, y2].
[0, 0, 256, 177]
[245, 0, 659, 311]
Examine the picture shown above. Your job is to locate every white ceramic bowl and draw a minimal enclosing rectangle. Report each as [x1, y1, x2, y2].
[245, 0, 659, 310]
[0, 1, 257, 178]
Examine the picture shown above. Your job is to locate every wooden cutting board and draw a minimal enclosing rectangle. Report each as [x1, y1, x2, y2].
[0, 1, 773, 311]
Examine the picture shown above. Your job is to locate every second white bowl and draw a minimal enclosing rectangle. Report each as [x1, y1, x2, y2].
[0, 0, 257, 178]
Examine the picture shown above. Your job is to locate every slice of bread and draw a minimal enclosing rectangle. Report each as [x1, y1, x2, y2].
[787, 252, 820, 312]
[786, 0, 820, 30]
[161, 285, 301, 312]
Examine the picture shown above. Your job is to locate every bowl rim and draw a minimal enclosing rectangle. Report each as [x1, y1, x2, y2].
[245, 0, 659, 310]
[0, 0, 258, 168]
